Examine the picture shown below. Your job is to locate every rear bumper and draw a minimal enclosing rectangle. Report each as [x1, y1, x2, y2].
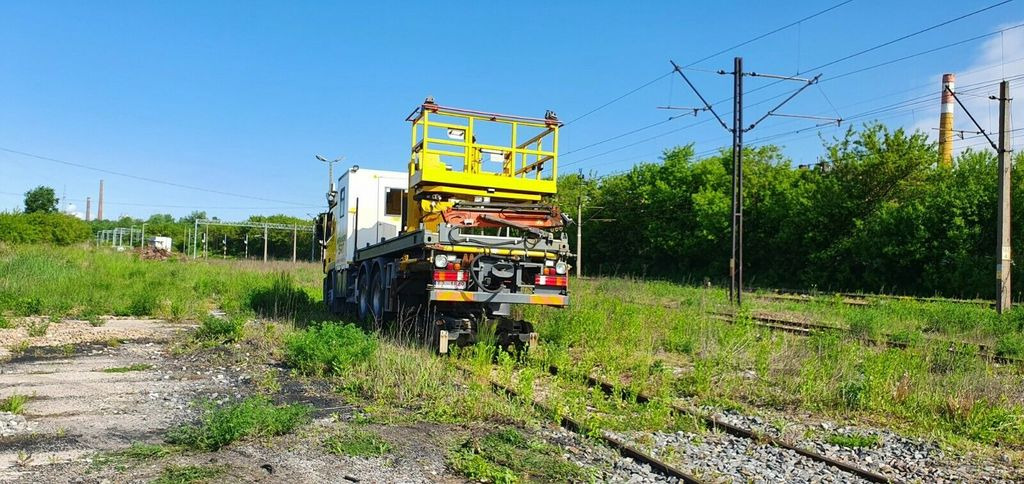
[429, 290, 568, 306]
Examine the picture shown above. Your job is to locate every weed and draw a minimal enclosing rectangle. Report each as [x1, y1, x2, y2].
[255, 369, 281, 394]
[25, 319, 48, 337]
[154, 464, 222, 484]
[0, 394, 30, 414]
[0, 314, 11, 329]
[10, 340, 30, 355]
[56, 427, 66, 438]
[166, 396, 310, 451]
[60, 344, 75, 357]
[284, 323, 376, 377]
[324, 428, 392, 457]
[121, 442, 175, 459]
[104, 337, 123, 348]
[87, 316, 106, 327]
[91, 442, 178, 471]
[827, 433, 881, 448]
[193, 314, 245, 344]
[448, 427, 591, 483]
[102, 363, 154, 373]
[995, 332, 1024, 358]
[15, 451, 32, 467]
[248, 272, 320, 321]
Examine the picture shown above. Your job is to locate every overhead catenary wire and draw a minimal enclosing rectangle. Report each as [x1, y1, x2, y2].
[560, 2, 1013, 165]
[681, 0, 855, 69]
[711, 0, 1016, 105]
[558, 1, 854, 134]
[0, 147, 313, 206]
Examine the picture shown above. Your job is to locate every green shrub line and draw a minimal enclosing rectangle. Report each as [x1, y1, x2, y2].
[0, 212, 91, 246]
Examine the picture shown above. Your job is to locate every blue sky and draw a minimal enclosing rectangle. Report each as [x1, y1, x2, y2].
[1, 1, 1021, 220]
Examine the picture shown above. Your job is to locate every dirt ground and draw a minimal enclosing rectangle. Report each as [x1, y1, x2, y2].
[0, 319, 471, 483]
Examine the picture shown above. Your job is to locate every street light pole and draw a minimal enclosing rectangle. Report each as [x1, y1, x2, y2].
[316, 154, 344, 205]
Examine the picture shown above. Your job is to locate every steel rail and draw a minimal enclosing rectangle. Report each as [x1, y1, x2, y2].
[547, 364, 892, 483]
[456, 364, 704, 483]
[710, 311, 1021, 366]
[749, 287, 994, 307]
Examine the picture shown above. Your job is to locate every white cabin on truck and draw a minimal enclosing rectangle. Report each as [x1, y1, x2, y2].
[333, 166, 408, 265]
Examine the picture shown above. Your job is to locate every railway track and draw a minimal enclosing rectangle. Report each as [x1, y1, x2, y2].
[751, 288, 994, 307]
[457, 363, 703, 483]
[464, 350, 893, 482]
[547, 364, 892, 483]
[711, 311, 1021, 366]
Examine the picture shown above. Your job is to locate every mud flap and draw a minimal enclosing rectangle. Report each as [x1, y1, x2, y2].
[438, 330, 449, 354]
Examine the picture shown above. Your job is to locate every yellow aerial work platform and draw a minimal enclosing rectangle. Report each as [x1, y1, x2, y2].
[404, 99, 562, 232]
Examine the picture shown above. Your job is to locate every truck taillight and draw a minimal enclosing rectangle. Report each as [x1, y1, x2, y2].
[535, 275, 568, 287]
[433, 270, 467, 290]
[433, 270, 468, 282]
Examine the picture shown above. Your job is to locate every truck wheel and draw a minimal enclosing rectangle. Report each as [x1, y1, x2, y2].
[369, 269, 385, 323]
[322, 271, 332, 313]
[356, 265, 371, 323]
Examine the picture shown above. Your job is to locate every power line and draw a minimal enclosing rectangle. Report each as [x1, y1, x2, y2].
[561, 114, 694, 157]
[823, 21, 1024, 83]
[715, 0, 1015, 105]
[682, 0, 855, 68]
[560, 2, 1010, 164]
[558, 1, 853, 132]
[563, 71, 675, 126]
[0, 147, 312, 206]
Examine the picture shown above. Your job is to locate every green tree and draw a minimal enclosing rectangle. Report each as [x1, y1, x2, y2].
[24, 186, 58, 213]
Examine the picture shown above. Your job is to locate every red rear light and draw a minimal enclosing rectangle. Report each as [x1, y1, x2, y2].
[535, 275, 567, 286]
[433, 270, 468, 282]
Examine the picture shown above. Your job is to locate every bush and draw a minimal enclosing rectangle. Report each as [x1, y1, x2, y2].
[166, 396, 310, 451]
[284, 323, 376, 376]
[194, 314, 246, 343]
[0, 212, 91, 246]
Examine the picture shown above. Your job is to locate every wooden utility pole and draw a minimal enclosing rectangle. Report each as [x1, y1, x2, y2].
[996, 80, 1013, 313]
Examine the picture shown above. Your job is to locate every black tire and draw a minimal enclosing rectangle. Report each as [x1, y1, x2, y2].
[369, 268, 385, 323]
[356, 264, 371, 323]
[322, 271, 333, 313]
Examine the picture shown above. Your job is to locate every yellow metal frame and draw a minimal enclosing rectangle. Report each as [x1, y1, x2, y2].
[408, 103, 560, 195]
[405, 102, 561, 232]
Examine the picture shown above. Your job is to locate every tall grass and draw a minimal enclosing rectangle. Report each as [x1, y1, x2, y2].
[0, 245, 325, 323]
[526, 277, 1024, 448]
